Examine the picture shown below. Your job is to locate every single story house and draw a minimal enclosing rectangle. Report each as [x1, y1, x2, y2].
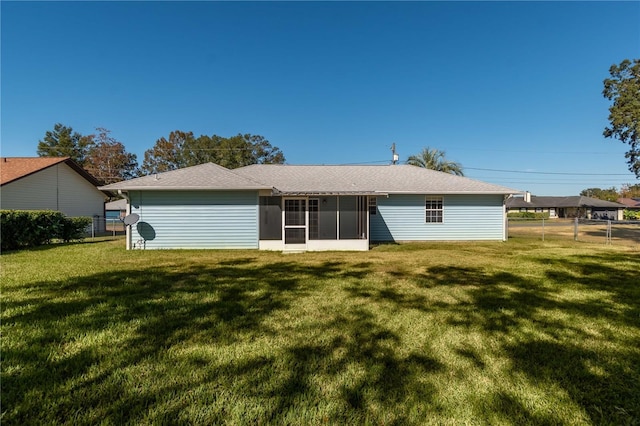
[0, 157, 110, 230]
[99, 163, 519, 251]
[506, 193, 626, 220]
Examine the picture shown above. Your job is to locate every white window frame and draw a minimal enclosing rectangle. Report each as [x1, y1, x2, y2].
[426, 196, 444, 223]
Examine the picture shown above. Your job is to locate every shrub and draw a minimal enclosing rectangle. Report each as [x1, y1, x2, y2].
[60, 217, 93, 242]
[0, 210, 91, 251]
[508, 211, 550, 219]
[623, 209, 640, 220]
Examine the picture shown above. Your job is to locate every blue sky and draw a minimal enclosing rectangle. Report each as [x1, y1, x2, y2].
[2, 1, 639, 196]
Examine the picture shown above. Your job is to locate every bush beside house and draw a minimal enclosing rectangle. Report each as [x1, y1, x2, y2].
[623, 209, 640, 220]
[507, 211, 550, 219]
[0, 210, 92, 251]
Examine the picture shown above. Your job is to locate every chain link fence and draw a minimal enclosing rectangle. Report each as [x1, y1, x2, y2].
[85, 216, 126, 238]
[508, 218, 640, 246]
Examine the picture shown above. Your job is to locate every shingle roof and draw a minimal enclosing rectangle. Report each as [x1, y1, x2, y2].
[234, 164, 518, 195]
[99, 163, 272, 191]
[105, 198, 127, 210]
[506, 195, 626, 209]
[617, 198, 640, 208]
[100, 163, 519, 194]
[0, 157, 103, 187]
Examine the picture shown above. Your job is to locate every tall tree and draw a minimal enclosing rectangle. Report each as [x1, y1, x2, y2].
[603, 58, 640, 178]
[406, 147, 464, 176]
[84, 128, 139, 184]
[140, 131, 285, 175]
[37, 123, 93, 165]
[579, 187, 619, 202]
[620, 183, 640, 198]
[140, 130, 195, 174]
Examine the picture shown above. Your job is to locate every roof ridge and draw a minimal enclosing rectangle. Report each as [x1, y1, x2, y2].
[224, 165, 273, 188]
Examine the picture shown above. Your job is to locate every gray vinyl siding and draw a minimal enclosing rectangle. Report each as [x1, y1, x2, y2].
[0, 163, 106, 218]
[370, 194, 505, 242]
[128, 190, 259, 249]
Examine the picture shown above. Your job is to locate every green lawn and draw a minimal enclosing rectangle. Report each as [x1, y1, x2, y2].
[2, 238, 639, 425]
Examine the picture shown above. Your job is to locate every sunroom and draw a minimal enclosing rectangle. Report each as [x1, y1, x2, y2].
[258, 194, 374, 251]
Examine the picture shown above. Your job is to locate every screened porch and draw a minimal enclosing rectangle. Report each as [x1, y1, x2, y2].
[258, 195, 372, 251]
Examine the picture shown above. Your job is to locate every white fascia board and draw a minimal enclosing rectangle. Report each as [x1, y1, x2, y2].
[273, 191, 386, 196]
[100, 186, 271, 191]
[381, 190, 518, 195]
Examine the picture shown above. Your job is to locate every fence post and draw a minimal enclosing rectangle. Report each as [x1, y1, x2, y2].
[542, 218, 545, 242]
[574, 217, 579, 241]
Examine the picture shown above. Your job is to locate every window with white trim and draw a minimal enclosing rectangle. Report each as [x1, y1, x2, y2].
[369, 197, 377, 215]
[426, 196, 443, 223]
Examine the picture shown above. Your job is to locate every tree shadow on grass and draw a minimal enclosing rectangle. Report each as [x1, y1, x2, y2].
[4, 251, 640, 424]
[2, 258, 433, 425]
[395, 260, 640, 424]
[2, 259, 346, 424]
[482, 391, 559, 426]
[505, 338, 640, 424]
[184, 308, 444, 425]
[535, 252, 640, 326]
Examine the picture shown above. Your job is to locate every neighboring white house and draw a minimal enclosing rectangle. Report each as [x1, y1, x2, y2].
[100, 163, 519, 251]
[0, 157, 109, 228]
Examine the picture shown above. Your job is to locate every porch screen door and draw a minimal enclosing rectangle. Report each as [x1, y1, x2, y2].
[284, 199, 306, 245]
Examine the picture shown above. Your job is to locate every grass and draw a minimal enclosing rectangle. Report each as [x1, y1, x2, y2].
[2, 237, 640, 425]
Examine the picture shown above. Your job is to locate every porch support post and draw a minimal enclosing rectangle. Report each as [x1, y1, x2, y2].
[336, 196, 340, 240]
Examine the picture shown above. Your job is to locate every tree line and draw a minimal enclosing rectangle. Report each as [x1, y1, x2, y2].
[36, 125, 286, 185]
[579, 185, 640, 202]
[37, 123, 466, 186]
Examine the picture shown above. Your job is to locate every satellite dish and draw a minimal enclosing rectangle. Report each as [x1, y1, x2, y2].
[123, 213, 140, 226]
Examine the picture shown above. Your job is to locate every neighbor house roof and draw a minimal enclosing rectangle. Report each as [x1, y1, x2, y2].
[100, 163, 519, 195]
[235, 164, 518, 195]
[105, 198, 127, 210]
[506, 195, 626, 209]
[617, 198, 640, 208]
[0, 157, 103, 187]
[99, 162, 272, 191]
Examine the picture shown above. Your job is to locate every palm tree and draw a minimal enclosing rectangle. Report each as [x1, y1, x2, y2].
[406, 147, 464, 176]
